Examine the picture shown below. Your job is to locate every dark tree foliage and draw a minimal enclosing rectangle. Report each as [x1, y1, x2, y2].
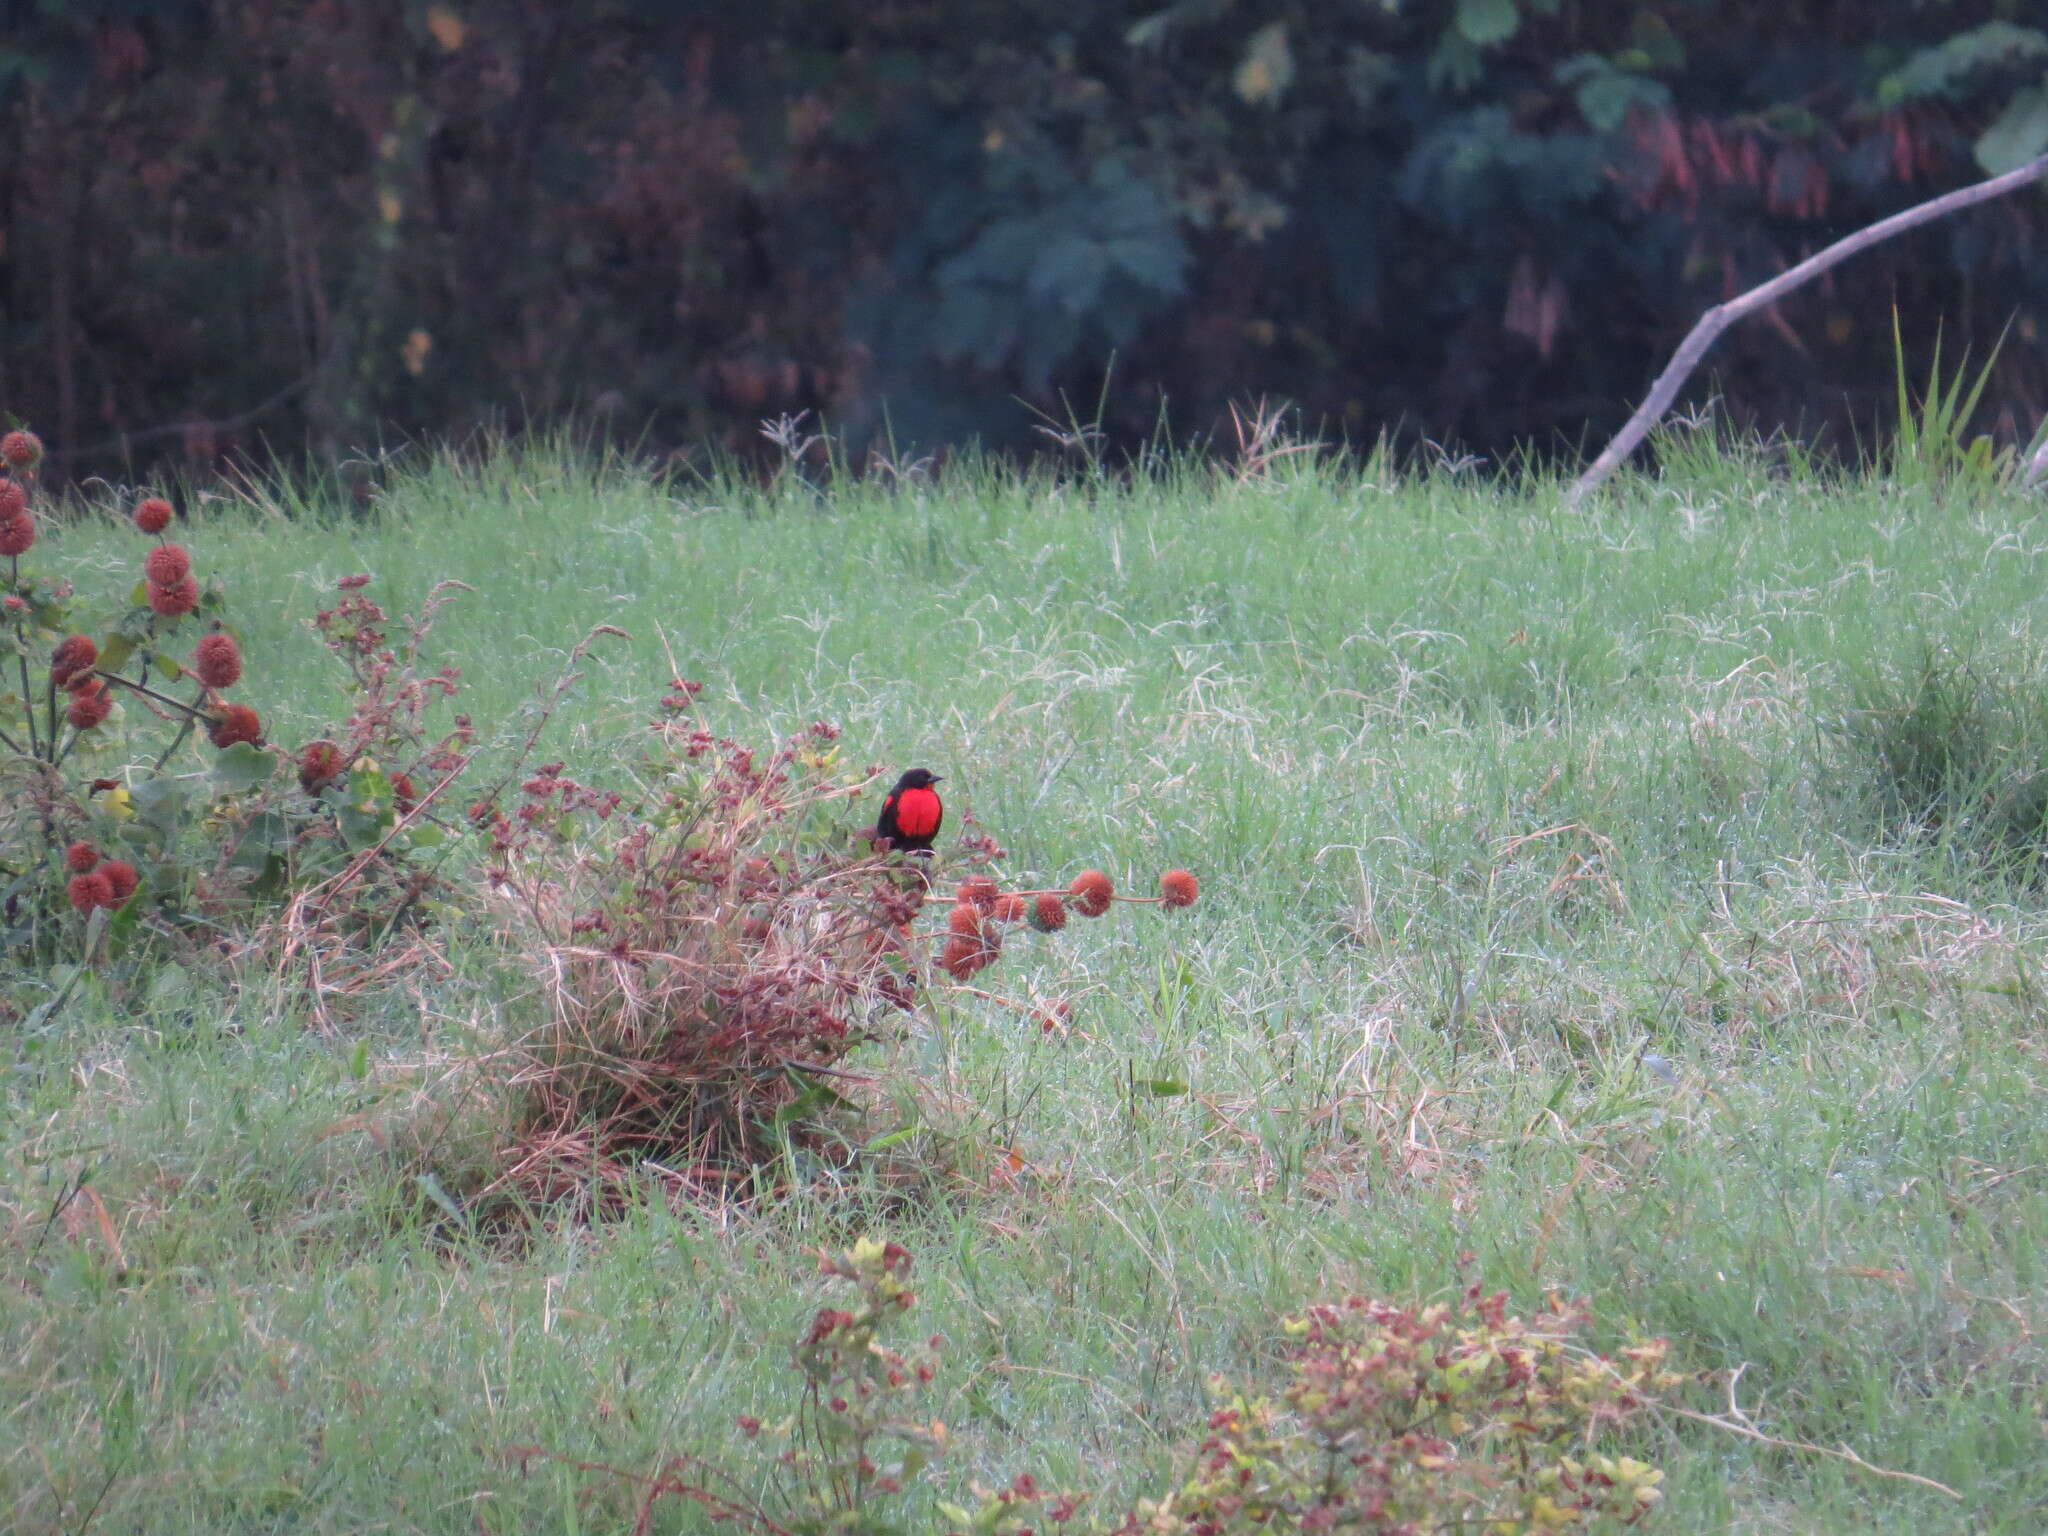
[2, 0, 2045, 478]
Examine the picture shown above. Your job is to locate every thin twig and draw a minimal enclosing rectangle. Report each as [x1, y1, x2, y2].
[1568, 152, 2048, 509]
[1666, 1404, 1961, 1499]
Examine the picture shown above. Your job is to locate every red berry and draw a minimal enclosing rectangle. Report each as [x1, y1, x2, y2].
[65, 841, 100, 873]
[192, 631, 242, 690]
[144, 543, 191, 586]
[148, 574, 200, 617]
[207, 703, 263, 748]
[50, 634, 98, 688]
[0, 510, 35, 557]
[0, 429, 43, 469]
[133, 497, 174, 534]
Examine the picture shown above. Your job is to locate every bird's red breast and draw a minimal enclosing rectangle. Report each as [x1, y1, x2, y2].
[890, 785, 943, 839]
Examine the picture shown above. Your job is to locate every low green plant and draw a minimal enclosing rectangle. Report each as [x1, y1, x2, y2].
[1828, 636, 2048, 872]
[535, 1239, 1674, 1536]
[1887, 310, 2012, 493]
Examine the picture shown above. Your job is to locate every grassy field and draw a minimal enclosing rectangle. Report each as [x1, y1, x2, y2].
[4, 435, 2047, 1532]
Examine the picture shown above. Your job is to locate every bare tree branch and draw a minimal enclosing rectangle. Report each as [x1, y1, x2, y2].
[1567, 153, 2048, 510]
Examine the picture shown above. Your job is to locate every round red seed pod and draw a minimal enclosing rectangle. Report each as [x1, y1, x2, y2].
[148, 574, 200, 617]
[50, 634, 97, 687]
[65, 680, 112, 730]
[1028, 893, 1069, 933]
[945, 902, 983, 939]
[298, 738, 347, 792]
[191, 631, 242, 690]
[143, 543, 191, 586]
[207, 702, 263, 748]
[0, 429, 43, 469]
[99, 860, 139, 905]
[0, 481, 25, 519]
[67, 870, 113, 913]
[1159, 869, 1199, 909]
[65, 841, 100, 873]
[133, 496, 174, 534]
[991, 892, 1027, 924]
[1069, 868, 1114, 917]
[0, 510, 35, 557]
[939, 935, 980, 980]
[956, 875, 998, 911]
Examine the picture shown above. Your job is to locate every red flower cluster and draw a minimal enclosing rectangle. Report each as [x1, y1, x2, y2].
[1, 429, 43, 469]
[0, 478, 34, 556]
[208, 703, 263, 748]
[65, 678, 112, 730]
[61, 841, 138, 913]
[143, 541, 200, 617]
[50, 634, 97, 688]
[192, 630, 242, 690]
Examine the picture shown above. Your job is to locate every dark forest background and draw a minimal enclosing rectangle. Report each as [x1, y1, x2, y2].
[4, 0, 2048, 481]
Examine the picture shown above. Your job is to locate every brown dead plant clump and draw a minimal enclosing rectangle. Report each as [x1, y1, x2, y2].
[469, 680, 1202, 1216]
[476, 685, 975, 1212]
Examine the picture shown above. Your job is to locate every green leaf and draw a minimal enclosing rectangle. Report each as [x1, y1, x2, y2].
[211, 742, 279, 795]
[156, 654, 184, 682]
[97, 633, 135, 674]
[1975, 85, 2048, 175]
[1142, 1078, 1188, 1097]
[1454, 0, 1519, 48]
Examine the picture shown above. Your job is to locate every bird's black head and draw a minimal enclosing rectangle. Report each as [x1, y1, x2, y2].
[894, 768, 942, 790]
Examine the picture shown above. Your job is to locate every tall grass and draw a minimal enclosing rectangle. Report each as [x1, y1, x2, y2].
[3, 435, 2046, 1532]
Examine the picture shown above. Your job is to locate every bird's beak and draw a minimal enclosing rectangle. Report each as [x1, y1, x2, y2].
[931, 775, 944, 783]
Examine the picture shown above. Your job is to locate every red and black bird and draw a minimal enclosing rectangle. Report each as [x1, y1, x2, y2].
[872, 768, 943, 854]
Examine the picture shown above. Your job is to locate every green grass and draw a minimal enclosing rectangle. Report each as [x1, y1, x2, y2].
[5, 437, 2047, 1532]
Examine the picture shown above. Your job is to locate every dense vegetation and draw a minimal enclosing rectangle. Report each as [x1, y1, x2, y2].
[2, 430, 2045, 1530]
[7, 1, 2048, 476]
